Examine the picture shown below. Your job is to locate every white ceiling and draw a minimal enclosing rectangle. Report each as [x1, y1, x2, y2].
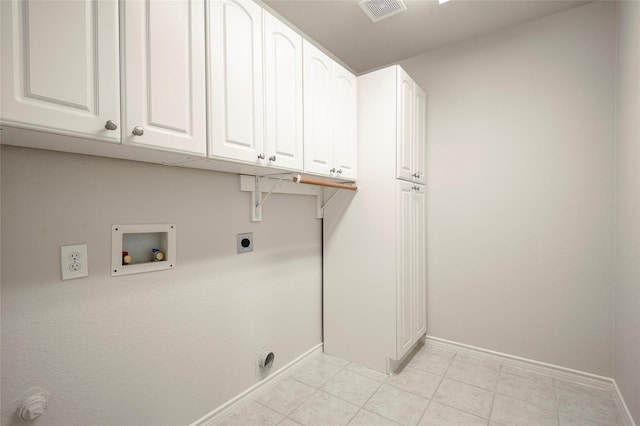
[261, 0, 593, 74]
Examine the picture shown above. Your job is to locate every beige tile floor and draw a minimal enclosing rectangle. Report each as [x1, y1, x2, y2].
[216, 343, 626, 426]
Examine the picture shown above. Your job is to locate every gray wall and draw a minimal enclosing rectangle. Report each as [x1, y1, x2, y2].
[615, 1, 640, 421]
[0, 145, 322, 425]
[399, 1, 617, 376]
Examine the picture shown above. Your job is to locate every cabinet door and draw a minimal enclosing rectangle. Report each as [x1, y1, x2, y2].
[396, 67, 414, 182]
[1, 0, 120, 142]
[414, 85, 427, 185]
[263, 12, 303, 171]
[413, 185, 427, 339]
[122, 0, 206, 155]
[397, 181, 415, 359]
[208, 0, 264, 163]
[333, 63, 357, 180]
[303, 40, 333, 176]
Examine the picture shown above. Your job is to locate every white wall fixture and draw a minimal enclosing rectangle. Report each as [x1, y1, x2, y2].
[18, 389, 48, 421]
[255, 347, 276, 378]
[60, 244, 88, 280]
[358, 0, 407, 23]
[111, 224, 176, 276]
[257, 349, 275, 370]
[236, 233, 253, 254]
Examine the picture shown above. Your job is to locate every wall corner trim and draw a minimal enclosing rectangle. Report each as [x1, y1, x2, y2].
[613, 378, 638, 426]
[426, 336, 636, 426]
[189, 343, 324, 426]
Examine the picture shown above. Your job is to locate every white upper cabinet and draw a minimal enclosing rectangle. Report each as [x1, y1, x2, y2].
[414, 85, 427, 185]
[208, 0, 265, 164]
[121, 0, 206, 155]
[396, 67, 426, 184]
[1, 0, 120, 142]
[303, 41, 333, 176]
[263, 11, 304, 171]
[303, 40, 357, 180]
[396, 68, 414, 182]
[207, 4, 304, 171]
[332, 63, 357, 180]
[1, 0, 356, 177]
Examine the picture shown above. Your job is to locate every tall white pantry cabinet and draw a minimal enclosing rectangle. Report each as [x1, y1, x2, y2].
[323, 65, 427, 374]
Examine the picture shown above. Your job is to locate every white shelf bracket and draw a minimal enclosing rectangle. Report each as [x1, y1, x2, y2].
[252, 175, 284, 221]
[321, 190, 342, 215]
[240, 175, 323, 222]
[316, 193, 324, 219]
[252, 176, 263, 222]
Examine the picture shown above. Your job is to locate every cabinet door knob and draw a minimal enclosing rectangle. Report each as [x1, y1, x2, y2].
[412, 172, 421, 178]
[257, 153, 265, 160]
[269, 155, 276, 162]
[336, 169, 343, 174]
[330, 168, 336, 174]
[104, 120, 118, 130]
[132, 126, 144, 136]
[413, 186, 421, 191]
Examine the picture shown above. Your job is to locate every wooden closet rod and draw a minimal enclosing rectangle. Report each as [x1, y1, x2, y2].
[293, 175, 358, 191]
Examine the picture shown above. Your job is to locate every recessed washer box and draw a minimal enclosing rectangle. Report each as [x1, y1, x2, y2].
[111, 224, 176, 276]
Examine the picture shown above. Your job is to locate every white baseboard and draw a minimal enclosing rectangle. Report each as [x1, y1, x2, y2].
[189, 343, 324, 426]
[426, 336, 636, 426]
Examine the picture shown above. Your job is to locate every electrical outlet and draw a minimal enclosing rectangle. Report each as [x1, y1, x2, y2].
[60, 244, 88, 280]
[237, 233, 253, 254]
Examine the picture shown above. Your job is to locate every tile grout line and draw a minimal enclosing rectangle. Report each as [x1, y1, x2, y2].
[344, 361, 398, 425]
[289, 355, 347, 417]
[253, 400, 289, 421]
[552, 378, 622, 425]
[345, 378, 392, 425]
[447, 356, 564, 421]
[411, 348, 457, 425]
[553, 377, 561, 426]
[264, 351, 332, 418]
[415, 347, 465, 424]
[486, 363, 503, 425]
[431, 349, 501, 423]
[315, 355, 396, 425]
[287, 354, 361, 425]
[489, 368, 563, 418]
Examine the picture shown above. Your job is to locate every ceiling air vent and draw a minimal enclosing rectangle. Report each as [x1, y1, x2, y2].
[358, 0, 407, 23]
